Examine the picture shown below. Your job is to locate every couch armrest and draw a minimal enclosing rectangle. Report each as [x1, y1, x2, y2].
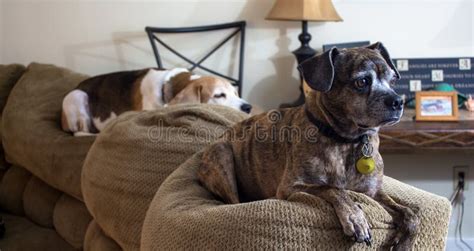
[141, 152, 451, 250]
[0, 64, 26, 114]
[382, 176, 451, 250]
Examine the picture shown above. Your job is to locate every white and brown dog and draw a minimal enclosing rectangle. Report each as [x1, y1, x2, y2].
[61, 68, 252, 136]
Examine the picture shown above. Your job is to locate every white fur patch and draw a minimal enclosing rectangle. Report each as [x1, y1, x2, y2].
[92, 112, 117, 132]
[190, 74, 201, 80]
[140, 69, 166, 110]
[206, 84, 248, 112]
[164, 68, 189, 82]
[62, 90, 93, 133]
[74, 131, 97, 137]
[140, 68, 190, 110]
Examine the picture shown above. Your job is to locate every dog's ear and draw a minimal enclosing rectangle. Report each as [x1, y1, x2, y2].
[169, 72, 194, 98]
[297, 47, 339, 93]
[367, 42, 400, 80]
[168, 84, 203, 105]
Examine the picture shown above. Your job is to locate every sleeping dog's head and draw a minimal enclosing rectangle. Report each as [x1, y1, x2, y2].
[299, 42, 403, 131]
[168, 76, 252, 114]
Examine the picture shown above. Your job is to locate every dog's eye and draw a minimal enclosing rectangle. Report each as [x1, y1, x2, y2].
[214, 93, 226, 98]
[354, 77, 371, 89]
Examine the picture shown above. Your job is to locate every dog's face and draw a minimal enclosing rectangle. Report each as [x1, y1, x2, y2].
[299, 42, 403, 129]
[169, 76, 252, 114]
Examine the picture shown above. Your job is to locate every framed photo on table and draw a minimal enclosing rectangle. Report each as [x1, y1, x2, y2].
[415, 91, 459, 121]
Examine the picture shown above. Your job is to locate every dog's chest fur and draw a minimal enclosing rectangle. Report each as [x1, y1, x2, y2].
[226, 107, 383, 202]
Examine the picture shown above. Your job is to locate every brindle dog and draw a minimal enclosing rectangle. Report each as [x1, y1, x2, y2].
[198, 42, 419, 250]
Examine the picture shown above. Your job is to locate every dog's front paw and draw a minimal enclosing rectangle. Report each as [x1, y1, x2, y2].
[338, 204, 372, 246]
[339, 205, 372, 246]
[390, 208, 419, 250]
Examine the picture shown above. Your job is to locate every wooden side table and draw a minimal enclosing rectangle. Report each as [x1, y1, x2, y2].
[379, 109, 474, 154]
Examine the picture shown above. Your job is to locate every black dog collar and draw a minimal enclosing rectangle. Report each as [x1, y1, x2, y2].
[305, 108, 367, 144]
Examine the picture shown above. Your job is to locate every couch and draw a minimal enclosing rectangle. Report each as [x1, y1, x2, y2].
[0, 62, 248, 250]
[0, 63, 451, 250]
[0, 63, 94, 250]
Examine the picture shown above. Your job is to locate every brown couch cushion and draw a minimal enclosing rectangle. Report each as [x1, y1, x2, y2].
[0, 166, 32, 215]
[23, 176, 62, 228]
[0, 64, 25, 114]
[84, 221, 121, 251]
[2, 63, 94, 200]
[82, 104, 248, 250]
[0, 213, 75, 251]
[141, 152, 452, 250]
[0, 64, 26, 169]
[53, 194, 93, 249]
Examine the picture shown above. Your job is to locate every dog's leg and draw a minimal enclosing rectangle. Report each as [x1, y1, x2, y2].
[374, 191, 419, 250]
[300, 186, 372, 245]
[62, 90, 94, 135]
[198, 141, 240, 204]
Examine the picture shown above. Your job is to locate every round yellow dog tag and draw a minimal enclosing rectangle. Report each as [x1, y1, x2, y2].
[356, 157, 375, 175]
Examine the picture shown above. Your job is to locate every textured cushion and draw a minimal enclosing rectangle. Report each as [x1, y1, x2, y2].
[0, 165, 92, 249]
[0, 64, 26, 169]
[23, 176, 62, 228]
[2, 63, 94, 200]
[53, 194, 93, 249]
[0, 213, 75, 251]
[141, 152, 452, 250]
[82, 104, 248, 250]
[0, 64, 25, 113]
[84, 221, 121, 251]
[0, 166, 31, 215]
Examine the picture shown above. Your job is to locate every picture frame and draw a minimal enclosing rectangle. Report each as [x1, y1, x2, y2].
[415, 91, 459, 121]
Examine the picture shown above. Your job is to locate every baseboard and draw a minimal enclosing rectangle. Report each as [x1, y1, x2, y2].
[446, 238, 474, 250]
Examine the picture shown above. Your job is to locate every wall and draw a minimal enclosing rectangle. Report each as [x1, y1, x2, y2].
[1, 0, 473, 245]
[0, 0, 3, 63]
[2, 0, 473, 109]
[384, 153, 474, 247]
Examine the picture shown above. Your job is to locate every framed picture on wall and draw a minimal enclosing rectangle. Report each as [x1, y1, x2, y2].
[415, 91, 458, 121]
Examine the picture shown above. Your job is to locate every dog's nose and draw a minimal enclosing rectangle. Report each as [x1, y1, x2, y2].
[384, 95, 404, 111]
[240, 103, 252, 114]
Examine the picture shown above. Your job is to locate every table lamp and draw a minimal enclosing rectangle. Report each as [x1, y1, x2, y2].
[266, 0, 343, 107]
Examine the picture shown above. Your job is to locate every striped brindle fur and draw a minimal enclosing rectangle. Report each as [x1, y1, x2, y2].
[198, 43, 419, 250]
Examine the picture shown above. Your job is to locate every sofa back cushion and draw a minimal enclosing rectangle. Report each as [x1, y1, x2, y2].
[2, 63, 94, 200]
[0, 64, 26, 169]
[0, 64, 26, 114]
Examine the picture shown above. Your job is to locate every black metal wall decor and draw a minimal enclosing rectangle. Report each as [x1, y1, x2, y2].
[145, 21, 246, 96]
[393, 58, 474, 99]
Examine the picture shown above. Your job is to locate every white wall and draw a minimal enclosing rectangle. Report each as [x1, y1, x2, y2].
[1, 0, 474, 245]
[384, 153, 474, 246]
[2, 0, 473, 109]
[0, 0, 3, 63]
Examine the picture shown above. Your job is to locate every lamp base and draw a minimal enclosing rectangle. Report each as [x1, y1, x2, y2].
[279, 21, 317, 108]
